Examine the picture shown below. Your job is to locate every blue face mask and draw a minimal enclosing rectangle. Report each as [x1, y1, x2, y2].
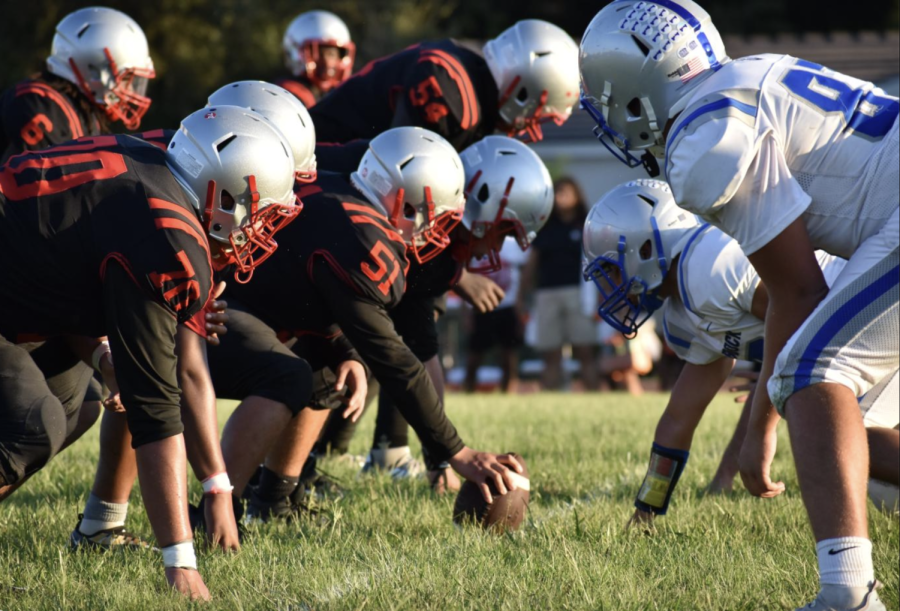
[580, 95, 661, 178]
[583, 219, 669, 337]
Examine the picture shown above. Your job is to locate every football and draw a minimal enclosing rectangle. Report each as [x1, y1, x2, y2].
[452, 454, 530, 533]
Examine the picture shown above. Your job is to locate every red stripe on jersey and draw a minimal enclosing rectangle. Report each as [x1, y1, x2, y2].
[341, 202, 390, 223]
[295, 184, 324, 199]
[279, 79, 318, 108]
[148, 198, 207, 244]
[100, 252, 143, 289]
[153, 217, 210, 252]
[15, 82, 84, 139]
[349, 214, 406, 246]
[418, 50, 478, 129]
[137, 129, 169, 150]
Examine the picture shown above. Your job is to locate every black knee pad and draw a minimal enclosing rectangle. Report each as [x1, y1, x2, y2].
[260, 356, 314, 416]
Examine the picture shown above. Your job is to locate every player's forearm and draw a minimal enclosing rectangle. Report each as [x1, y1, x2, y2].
[135, 434, 193, 548]
[655, 359, 734, 450]
[175, 326, 226, 480]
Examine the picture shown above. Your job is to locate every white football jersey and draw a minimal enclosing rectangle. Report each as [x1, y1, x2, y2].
[662, 224, 846, 365]
[666, 54, 899, 258]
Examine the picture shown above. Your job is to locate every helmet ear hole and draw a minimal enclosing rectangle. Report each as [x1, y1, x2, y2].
[516, 87, 529, 103]
[404, 203, 416, 219]
[639, 239, 653, 261]
[627, 98, 642, 118]
[477, 183, 490, 203]
[221, 190, 236, 212]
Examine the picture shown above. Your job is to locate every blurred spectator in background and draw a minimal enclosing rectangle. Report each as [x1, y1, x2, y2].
[520, 177, 597, 390]
[464, 237, 528, 393]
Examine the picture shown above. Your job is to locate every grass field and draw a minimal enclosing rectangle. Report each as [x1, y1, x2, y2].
[0, 392, 897, 610]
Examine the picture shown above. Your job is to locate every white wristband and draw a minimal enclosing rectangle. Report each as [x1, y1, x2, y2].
[201, 471, 234, 495]
[91, 341, 111, 373]
[162, 541, 197, 570]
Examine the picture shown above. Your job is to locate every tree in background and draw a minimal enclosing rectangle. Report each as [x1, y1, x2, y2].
[1, 0, 897, 130]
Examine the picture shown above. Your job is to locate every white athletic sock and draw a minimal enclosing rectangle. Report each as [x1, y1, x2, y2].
[816, 537, 874, 588]
[79, 493, 128, 535]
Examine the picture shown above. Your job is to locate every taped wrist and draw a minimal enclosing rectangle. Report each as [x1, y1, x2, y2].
[162, 541, 197, 570]
[202, 471, 234, 495]
[634, 443, 689, 516]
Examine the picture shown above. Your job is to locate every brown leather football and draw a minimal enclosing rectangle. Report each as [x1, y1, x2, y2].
[452, 454, 530, 534]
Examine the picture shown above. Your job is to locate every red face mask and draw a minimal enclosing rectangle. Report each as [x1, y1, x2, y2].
[69, 48, 155, 130]
[388, 186, 464, 265]
[297, 40, 356, 92]
[498, 77, 569, 143]
[204, 178, 303, 284]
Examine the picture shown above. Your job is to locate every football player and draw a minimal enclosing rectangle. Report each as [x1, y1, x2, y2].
[0, 7, 155, 162]
[69, 81, 318, 550]
[582, 180, 898, 530]
[352, 135, 555, 485]
[277, 10, 355, 107]
[581, 2, 899, 608]
[309, 20, 579, 151]
[0, 106, 300, 600]
[215, 127, 525, 520]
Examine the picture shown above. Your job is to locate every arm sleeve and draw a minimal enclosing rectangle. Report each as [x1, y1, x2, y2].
[103, 261, 184, 448]
[311, 258, 464, 462]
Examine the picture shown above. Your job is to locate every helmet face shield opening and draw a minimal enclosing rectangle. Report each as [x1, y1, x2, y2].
[581, 94, 646, 170]
[227, 192, 302, 283]
[410, 207, 463, 264]
[583, 243, 657, 338]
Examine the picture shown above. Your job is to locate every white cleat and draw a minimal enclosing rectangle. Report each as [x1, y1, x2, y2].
[359, 446, 425, 480]
[796, 582, 885, 611]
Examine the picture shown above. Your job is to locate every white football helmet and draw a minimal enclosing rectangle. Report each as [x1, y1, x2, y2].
[283, 10, 355, 91]
[483, 20, 580, 142]
[166, 106, 300, 282]
[207, 80, 317, 182]
[46, 7, 155, 130]
[579, 1, 728, 176]
[458, 136, 553, 272]
[351, 127, 465, 264]
[582, 179, 699, 336]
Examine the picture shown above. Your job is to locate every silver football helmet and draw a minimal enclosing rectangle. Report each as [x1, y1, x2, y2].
[351, 127, 465, 264]
[283, 10, 355, 91]
[579, 0, 728, 175]
[582, 179, 699, 336]
[46, 7, 155, 130]
[458, 136, 553, 272]
[207, 81, 317, 182]
[484, 19, 580, 142]
[166, 106, 300, 282]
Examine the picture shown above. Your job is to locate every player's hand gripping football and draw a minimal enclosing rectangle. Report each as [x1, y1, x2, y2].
[165, 567, 211, 602]
[454, 270, 505, 314]
[204, 282, 229, 346]
[335, 359, 367, 422]
[449, 448, 524, 503]
[739, 425, 785, 498]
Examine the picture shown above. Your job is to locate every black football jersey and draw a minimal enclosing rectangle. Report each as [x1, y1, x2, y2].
[225, 172, 409, 336]
[314, 139, 370, 174]
[0, 134, 214, 342]
[0, 78, 102, 163]
[405, 248, 462, 299]
[310, 40, 499, 151]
